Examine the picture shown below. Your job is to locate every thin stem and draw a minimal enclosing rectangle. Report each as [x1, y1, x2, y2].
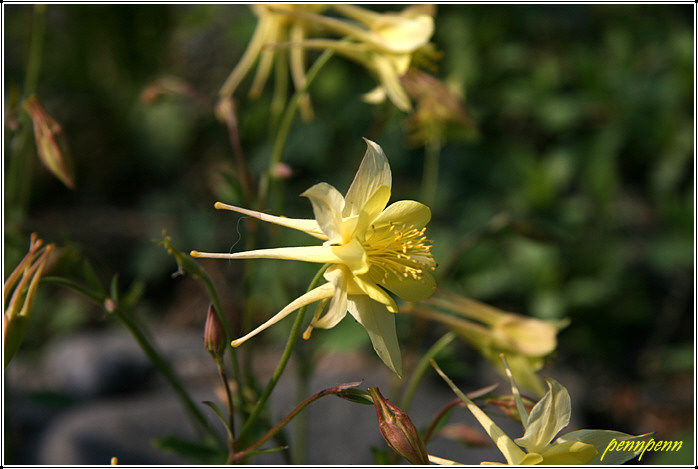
[196, 272, 249, 424]
[238, 263, 330, 445]
[24, 5, 46, 97]
[233, 381, 359, 462]
[269, 46, 289, 138]
[292, 336, 313, 464]
[420, 136, 441, 209]
[257, 49, 334, 211]
[400, 331, 456, 411]
[218, 362, 236, 463]
[114, 307, 225, 452]
[422, 398, 463, 443]
[7, 5, 47, 221]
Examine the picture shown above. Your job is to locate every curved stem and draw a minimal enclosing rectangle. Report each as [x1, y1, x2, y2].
[237, 263, 330, 445]
[115, 307, 225, 452]
[422, 398, 462, 443]
[233, 381, 359, 462]
[400, 331, 456, 411]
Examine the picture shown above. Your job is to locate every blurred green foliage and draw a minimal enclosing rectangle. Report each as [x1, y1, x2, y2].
[4, 4, 693, 457]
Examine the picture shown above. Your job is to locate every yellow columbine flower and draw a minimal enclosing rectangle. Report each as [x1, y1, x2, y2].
[219, 4, 325, 120]
[431, 360, 653, 465]
[191, 139, 436, 375]
[277, 4, 437, 111]
[413, 291, 568, 395]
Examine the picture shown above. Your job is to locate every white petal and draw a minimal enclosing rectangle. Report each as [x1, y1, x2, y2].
[214, 202, 326, 240]
[343, 139, 392, 218]
[191, 245, 341, 264]
[231, 282, 334, 347]
[302, 183, 346, 244]
[347, 296, 402, 376]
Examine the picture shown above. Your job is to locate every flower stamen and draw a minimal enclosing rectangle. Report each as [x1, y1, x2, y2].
[365, 223, 435, 282]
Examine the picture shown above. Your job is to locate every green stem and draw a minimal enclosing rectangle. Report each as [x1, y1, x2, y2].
[238, 263, 329, 445]
[7, 5, 47, 222]
[24, 5, 46, 97]
[115, 307, 225, 452]
[257, 49, 334, 211]
[400, 331, 456, 411]
[420, 136, 442, 209]
[197, 273, 249, 422]
[269, 46, 289, 138]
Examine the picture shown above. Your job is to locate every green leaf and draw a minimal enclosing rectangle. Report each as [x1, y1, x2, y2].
[152, 435, 225, 464]
[556, 429, 654, 465]
[82, 259, 105, 296]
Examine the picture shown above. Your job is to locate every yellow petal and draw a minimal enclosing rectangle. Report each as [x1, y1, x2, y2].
[352, 184, 391, 241]
[191, 245, 341, 264]
[371, 53, 412, 111]
[515, 378, 571, 453]
[373, 268, 436, 302]
[372, 14, 434, 53]
[219, 9, 268, 97]
[538, 440, 598, 465]
[372, 200, 432, 230]
[343, 139, 392, 217]
[431, 361, 527, 465]
[331, 238, 369, 274]
[301, 182, 346, 244]
[353, 274, 399, 313]
[347, 296, 402, 376]
[362, 85, 387, 105]
[517, 452, 544, 465]
[313, 265, 349, 329]
[231, 282, 334, 347]
[214, 202, 326, 240]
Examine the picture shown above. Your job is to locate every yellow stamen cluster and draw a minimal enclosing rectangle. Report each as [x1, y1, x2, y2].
[365, 223, 435, 282]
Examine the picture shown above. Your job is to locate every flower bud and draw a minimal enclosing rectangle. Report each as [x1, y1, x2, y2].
[4, 233, 54, 367]
[23, 95, 75, 189]
[368, 387, 428, 465]
[204, 304, 226, 361]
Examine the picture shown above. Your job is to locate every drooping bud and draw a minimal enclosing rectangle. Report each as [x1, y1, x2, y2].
[4, 233, 54, 367]
[204, 304, 226, 361]
[368, 387, 428, 465]
[23, 95, 75, 189]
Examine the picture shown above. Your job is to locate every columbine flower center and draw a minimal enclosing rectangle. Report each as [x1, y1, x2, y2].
[364, 223, 434, 281]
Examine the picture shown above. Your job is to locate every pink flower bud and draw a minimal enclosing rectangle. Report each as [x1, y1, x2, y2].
[368, 387, 428, 465]
[204, 304, 226, 361]
[23, 95, 75, 189]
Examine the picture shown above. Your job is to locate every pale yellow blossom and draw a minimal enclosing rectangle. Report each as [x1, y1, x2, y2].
[191, 139, 436, 375]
